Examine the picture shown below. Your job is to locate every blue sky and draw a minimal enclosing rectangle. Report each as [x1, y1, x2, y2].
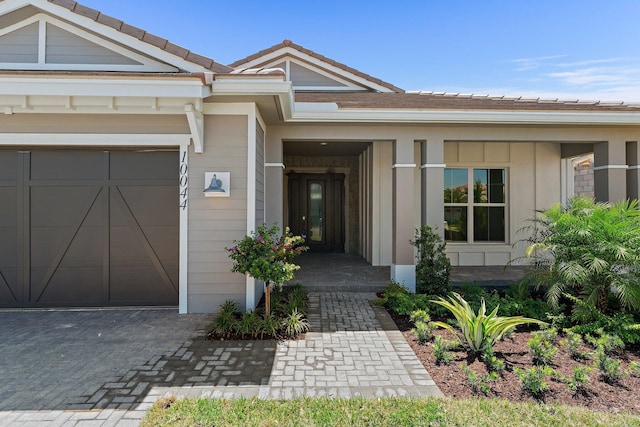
[79, 0, 640, 102]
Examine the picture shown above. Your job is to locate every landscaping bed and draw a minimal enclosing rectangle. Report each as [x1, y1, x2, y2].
[391, 311, 640, 414]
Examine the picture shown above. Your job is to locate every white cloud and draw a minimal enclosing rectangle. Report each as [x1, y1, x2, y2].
[508, 55, 567, 71]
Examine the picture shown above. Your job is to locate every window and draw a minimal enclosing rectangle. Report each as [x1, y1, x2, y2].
[444, 168, 506, 243]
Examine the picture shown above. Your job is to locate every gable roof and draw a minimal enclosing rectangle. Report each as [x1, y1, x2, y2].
[229, 39, 404, 93]
[0, 0, 231, 73]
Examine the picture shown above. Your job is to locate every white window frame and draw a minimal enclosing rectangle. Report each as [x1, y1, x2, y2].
[444, 167, 509, 244]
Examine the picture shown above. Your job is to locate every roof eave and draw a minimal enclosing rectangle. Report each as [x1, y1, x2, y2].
[290, 104, 640, 125]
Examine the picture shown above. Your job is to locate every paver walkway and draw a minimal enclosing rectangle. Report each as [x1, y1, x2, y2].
[0, 292, 441, 426]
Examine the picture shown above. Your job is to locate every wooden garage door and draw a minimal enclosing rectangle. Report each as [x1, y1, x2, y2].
[0, 150, 178, 308]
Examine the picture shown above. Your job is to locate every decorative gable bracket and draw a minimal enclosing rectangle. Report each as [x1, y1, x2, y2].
[185, 104, 204, 153]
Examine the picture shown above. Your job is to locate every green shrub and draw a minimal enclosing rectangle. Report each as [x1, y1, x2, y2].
[560, 331, 589, 360]
[585, 331, 624, 354]
[411, 310, 435, 342]
[260, 315, 280, 339]
[523, 196, 640, 313]
[236, 311, 261, 338]
[528, 329, 558, 366]
[514, 366, 554, 398]
[629, 361, 640, 377]
[385, 292, 431, 316]
[433, 335, 456, 365]
[570, 307, 640, 346]
[460, 365, 498, 395]
[482, 346, 505, 373]
[567, 366, 591, 393]
[211, 309, 239, 339]
[430, 293, 547, 353]
[594, 348, 625, 384]
[413, 225, 450, 296]
[281, 308, 311, 338]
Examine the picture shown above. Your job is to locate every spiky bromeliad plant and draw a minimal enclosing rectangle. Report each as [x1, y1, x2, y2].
[431, 292, 546, 353]
[523, 196, 640, 313]
[227, 224, 307, 316]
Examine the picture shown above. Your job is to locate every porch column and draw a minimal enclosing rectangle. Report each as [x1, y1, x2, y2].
[626, 141, 640, 200]
[391, 137, 416, 291]
[421, 139, 445, 237]
[594, 140, 627, 202]
[265, 137, 284, 226]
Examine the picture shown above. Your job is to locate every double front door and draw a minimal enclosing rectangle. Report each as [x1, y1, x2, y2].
[288, 173, 345, 252]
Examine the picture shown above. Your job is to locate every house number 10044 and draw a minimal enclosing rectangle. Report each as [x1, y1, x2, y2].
[179, 150, 188, 210]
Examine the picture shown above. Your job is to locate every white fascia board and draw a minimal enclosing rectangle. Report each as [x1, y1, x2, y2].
[290, 103, 640, 125]
[15, 0, 214, 74]
[0, 133, 191, 145]
[0, 77, 210, 98]
[236, 46, 395, 93]
[210, 80, 294, 120]
[211, 79, 292, 95]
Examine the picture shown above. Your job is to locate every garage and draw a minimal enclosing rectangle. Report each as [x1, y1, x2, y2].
[0, 149, 179, 308]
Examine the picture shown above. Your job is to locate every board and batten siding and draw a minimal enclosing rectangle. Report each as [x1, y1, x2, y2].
[187, 115, 248, 312]
[442, 141, 560, 266]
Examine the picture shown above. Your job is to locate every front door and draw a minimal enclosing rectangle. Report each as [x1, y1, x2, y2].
[288, 173, 345, 252]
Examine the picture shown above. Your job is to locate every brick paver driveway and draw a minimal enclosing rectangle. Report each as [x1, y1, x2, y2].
[0, 309, 213, 424]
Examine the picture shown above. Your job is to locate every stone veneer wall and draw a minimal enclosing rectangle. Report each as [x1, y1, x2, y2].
[284, 155, 360, 254]
[574, 155, 594, 198]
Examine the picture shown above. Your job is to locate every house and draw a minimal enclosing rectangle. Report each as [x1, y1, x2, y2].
[1, 0, 639, 313]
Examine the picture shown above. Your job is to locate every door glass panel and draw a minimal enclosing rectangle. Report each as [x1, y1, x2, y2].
[309, 182, 323, 242]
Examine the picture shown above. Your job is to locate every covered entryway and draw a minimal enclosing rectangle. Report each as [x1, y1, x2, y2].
[287, 173, 345, 252]
[0, 149, 178, 308]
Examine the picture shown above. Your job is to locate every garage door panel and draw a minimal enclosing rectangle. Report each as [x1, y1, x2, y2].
[0, 268, 18, 307]
[110, 267, 177, 304]
[33, 267, 103, 306]
[0, 163, 19, 307]
[30, 151, 103, 181]
[0, 152, 19, 179]
[30, 186, 103, 227]
[1, 150, 178, 308]
[114, 186, 177, 225]
[110, 151, 177, 180]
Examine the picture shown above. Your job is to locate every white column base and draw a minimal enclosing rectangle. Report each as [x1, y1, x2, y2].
[390, 264, 416, 293]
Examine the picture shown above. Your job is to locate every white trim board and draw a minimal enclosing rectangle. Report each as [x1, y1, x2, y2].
[234, 46, 395, 93]
[0, 133, 191, 146]
[593, 164, 629, 171]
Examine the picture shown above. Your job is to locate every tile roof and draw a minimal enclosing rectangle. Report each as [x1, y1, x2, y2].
[229, 39, 404, 94]
[46, 0, 232, 73]
[295, 92, 640, 112]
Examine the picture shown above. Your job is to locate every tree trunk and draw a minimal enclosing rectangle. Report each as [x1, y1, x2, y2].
[265, 281, 271, 317]
[596, 286, 609, 313]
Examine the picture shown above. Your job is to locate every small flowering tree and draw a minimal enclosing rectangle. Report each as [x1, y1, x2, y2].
[226, 224, 307, 316]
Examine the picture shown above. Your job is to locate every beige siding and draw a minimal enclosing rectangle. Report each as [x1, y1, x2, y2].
[45, 24, 139, 65]
[0, 22, 37, 63]
[0, 114, 189, 133]
[255, 122, 265, 227]
[290, 62, 347, 87]
[444, 141, 561, 266]
[187, 115, 248, 312]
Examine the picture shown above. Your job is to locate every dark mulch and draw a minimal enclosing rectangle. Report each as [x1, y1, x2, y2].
[391, 312, 640, 414]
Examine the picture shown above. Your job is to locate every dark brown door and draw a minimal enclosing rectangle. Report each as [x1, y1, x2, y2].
[0, 150, 178, 308]
[288, 173, 344, 252]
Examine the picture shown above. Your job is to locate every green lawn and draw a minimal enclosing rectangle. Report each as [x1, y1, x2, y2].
[142, 396, 640, 427]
